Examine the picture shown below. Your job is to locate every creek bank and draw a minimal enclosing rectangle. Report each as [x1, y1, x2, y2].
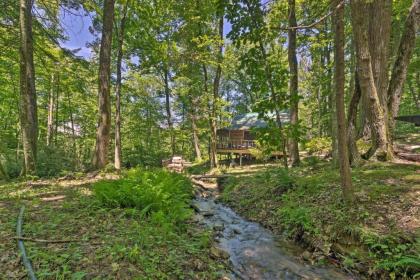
[191, 177, 353, 280]
[217, 162, 420, 279]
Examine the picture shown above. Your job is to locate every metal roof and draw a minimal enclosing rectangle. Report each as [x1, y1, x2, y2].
[224, 112, 290, 130]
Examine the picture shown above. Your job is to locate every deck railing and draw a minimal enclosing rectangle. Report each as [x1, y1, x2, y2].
[217, 139, 256, 150]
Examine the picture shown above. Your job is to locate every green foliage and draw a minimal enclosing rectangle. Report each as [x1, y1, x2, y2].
[303, 137, 332, 155]
[221, 161, 420, 278]
[0, 176, 226, 278]
[94, 169, 193, 225]
[277, 204, 315, 238]
[358, 231, 420, 278]
[36, 146, 76, 178]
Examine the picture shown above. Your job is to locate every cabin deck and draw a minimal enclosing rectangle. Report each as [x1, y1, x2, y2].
[216, 139, 284, 159]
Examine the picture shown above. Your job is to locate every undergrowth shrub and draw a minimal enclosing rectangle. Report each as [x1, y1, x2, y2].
[93, 169, 193, 225]
[304, 137, 331, 155]
[357, 229, 420, 278]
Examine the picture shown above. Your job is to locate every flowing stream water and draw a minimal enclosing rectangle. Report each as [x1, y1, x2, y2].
[192, 195, 355, 280]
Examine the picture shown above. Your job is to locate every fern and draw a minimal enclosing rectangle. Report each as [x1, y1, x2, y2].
[93, 168, 194, 225]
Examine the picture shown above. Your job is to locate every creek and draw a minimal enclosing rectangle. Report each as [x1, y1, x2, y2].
[192, 181, 355, 280]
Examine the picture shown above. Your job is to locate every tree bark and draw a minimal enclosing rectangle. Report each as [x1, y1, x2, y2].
[347, 71, 363, 166]
[190, 100, 202, 161]
[164, 68, 176, 156]
[93, 0, 115, 169]
[351, 0, 393, 161]
[368, 0, 392, 109]
[47, 72, 55, 147]
[66, 89, 77, 164]
[114, 2, 128, 171]
[209, 15, 224, 169]
[0, 156, 9, 180]
[327, 37, 338, 165]
[387, 0, 419, 130]
[288, 0, 300, 166]
[334, 0, 353, 203]
[54, 73, 60, 145]
[19, 0, 38, 174]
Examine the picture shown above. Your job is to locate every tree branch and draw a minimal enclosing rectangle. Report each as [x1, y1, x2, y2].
[279, 0, 344, 31]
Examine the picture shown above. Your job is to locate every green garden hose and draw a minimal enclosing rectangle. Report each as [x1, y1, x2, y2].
[17, 206, 37, 280]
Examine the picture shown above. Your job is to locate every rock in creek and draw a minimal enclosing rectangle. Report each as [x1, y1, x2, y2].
[210, 246, 230, 260]
[202, 211, 214, 217]
[232, 228, 241, 234]
[213, 222, 224, 231]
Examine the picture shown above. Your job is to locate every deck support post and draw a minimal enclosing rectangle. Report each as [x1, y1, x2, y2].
[229, 153, 235, 166]
[239, 154, 242, 166]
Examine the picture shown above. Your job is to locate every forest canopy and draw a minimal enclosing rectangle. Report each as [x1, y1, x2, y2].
[0, 0, 418, 191]
[0, 0, 419, 279]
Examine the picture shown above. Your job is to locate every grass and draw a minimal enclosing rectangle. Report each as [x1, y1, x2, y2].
[220, 160, 420, 279]
[0, 170, 228, 279]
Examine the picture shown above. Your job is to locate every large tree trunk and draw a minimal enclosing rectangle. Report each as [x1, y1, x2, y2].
[334, 0, 353, 203]
[351, 0, 393, 161]
[47, 72, 55, 147]
[19, 0, 38, 174]
[164, 69, 176, 156]
[288, 0, 300, 166]
[387, 0, 420, 130]
[114, 2, 128, 171]
[368, 0, 392, 108]
[93, 0, 115, 169]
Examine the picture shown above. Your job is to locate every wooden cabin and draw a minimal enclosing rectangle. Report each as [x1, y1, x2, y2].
[217, 112, 289, 164]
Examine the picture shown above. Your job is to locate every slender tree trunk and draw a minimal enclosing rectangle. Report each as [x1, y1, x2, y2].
[243, 0, 288, 167]
[54, 73, 60, 145]
[288, 0, 300, 166]
[347, 71, 363, 166]
[47, 72, 55, 147]
[209, 15, 224, 169]
[334, 0, 353, 202]
[351, 0, 393, 161]
[93, 0, 115, 169]
[202, 64, 212, 162]
[327, 39, 338, 165]
[164, 69, 176, 156]
[387, 0, 419, 130]
[190, 102, 202, 161]
[114, 2, 128, 171]
[0, 156, 8, 180]
[259, 38, 287, 169]
[19, 0, 38, 174]
[66, 90, 77, 165]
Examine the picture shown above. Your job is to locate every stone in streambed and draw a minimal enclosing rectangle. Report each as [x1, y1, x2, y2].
[210, 246, 230, 260]
[301, 250, 312, 261]
[192, 214, 204, 223]
[213, 222, 224, 231]
[202, 211, 214, 217]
